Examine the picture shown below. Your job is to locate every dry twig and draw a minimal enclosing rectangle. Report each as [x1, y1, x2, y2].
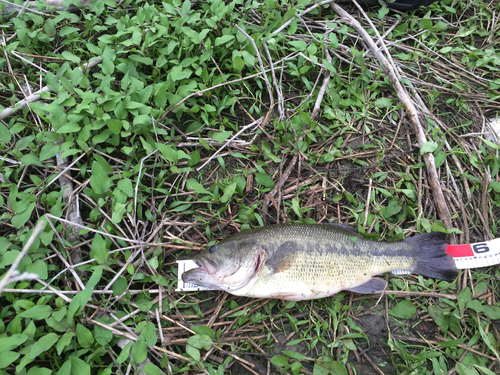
[330, 2, 453, 230]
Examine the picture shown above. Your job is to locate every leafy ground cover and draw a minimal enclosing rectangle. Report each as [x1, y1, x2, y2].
[0, 0, 499, 374]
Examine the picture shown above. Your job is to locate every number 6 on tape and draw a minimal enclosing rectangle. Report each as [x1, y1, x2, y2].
[447, 238, 500, 269]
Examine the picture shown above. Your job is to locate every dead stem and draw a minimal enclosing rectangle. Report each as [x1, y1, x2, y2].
[330, 2, 454, 230]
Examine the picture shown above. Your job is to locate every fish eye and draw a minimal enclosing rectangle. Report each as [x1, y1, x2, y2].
[209, 245, 216, 253]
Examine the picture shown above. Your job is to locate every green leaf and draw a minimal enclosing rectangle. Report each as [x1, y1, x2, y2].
[491, 181, 500, 193]
[142, 322, 157, 346]
[374, 97, 393, 108]
[314, 361, 348, 375]
[0, 123, 12, 143]
[50, 307, 65, 324]
[215, 35, 234, 46]
[474, 365, 497, 375]
[458, 287, 472, 312]
[398, 189, 416, 200]
[90, 234, 108, 264]
[0, 334, 28, 351]
[288, 41, 307, 51]
[67, 268, 102, 322]
[62, 51, 81, 64]
[170, 65, 192, 82]
[255, 173, 275, 188]
[89, 161, 111, 195]
[233, 55, 244, 70]
[25, 259, 48, 279]
[20, 154, 43, 167]
[27, 367, 52, 375]
[39, 142, 60, 161]
[57, 359, 71, 375]
[378, 5, 390, 18]
[481, 137, 500, 149]
[56, 332, 74, 355]
[270, 355, 288, 367]
[59, 26, 79, 37]
[19, 305, 53, 320]
[106, 119, 123, 135]
[438, 338, 466, 347]
[76, 323, 94, 348]
[46, 316, 69, 332]
[45, 72, 60, 92]
[212, 131, 232, 142]
[456, 363, 480, 375]
[156, 143, 178, 163]
[143, 364, 162, 375]
[56, 122, 81, 134]
[16, 136, 35, 151]
[190, 325, 215, 338]
[419, 18, 433, 30]
[313, 363, 330, 375]
[186, 343, 200, 362]
[479, 324, 500, 361]
[187, 334, 212, 350]
[69, 356, 90, 375]
[0, 250, 20, 268]
[344, 191, 357, 204]
[282, 350, 307, 360]
[466, 300, 484, 313]
[483, 305, 500, 320]
[329, 33, 338, 49]
[101, 46, 116, 75]
[0, 351, 20, 369]
[30, 332, 59, 358]
[220, 181, 237, 203]
[112, 202, 128, 224]
[94, 320, 113, 346]
[131, 336, 148, 363]
[419, 141, 438, 154]
[186, 178, 211, 196]
[117, 341, 133, 363]
[389, 300, 416, 319]
[117, 179, 134, 197]
[112, 276, 127, 296]
[382, 199, 402, 218]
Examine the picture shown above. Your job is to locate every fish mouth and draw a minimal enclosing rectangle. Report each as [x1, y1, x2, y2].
[181, 254, 221, 285]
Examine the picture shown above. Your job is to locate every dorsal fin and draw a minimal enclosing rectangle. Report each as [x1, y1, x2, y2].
[325, 222, 358, 233]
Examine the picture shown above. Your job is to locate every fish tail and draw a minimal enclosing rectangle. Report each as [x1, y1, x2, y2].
[404, 232, 458, 281]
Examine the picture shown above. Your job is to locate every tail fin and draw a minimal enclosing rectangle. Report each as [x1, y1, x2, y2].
[404, 232, 458, 281]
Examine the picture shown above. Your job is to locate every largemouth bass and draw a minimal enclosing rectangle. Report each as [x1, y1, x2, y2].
[182, 224, 458, 301]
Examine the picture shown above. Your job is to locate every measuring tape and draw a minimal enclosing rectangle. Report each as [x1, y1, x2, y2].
[447, 238, 500, 269]
[176, 260, 212, 292]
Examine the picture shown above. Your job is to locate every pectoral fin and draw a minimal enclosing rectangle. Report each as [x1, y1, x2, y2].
[266, 241, 299, 274]
[346, 277, 387, 294]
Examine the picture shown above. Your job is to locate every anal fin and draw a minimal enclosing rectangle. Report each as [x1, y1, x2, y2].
[346, 277, 387, 294]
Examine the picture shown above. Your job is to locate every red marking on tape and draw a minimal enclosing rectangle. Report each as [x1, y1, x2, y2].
[446, 244, 474, 258]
